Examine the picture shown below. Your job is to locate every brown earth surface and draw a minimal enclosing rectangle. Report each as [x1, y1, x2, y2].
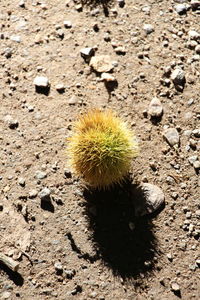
[0, 0, 200, 299]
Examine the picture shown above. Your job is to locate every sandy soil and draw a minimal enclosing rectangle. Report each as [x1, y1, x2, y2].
[0, 0, 200, 299]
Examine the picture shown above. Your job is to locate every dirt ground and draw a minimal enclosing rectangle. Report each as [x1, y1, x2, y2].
[0, 0, 200, 299]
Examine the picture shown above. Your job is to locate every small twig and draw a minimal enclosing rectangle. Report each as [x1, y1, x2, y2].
[0, 252, 20, 272]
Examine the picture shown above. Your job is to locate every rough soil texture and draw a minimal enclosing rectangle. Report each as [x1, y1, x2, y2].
[0, 0, 200, 299]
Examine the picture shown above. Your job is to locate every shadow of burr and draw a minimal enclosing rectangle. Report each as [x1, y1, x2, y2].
[83, 180, 160, 281]
[0, 263, 24, 286]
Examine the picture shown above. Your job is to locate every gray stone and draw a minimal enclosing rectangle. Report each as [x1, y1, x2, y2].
[171, 282, 180, 292]
[38, 187, 51, 200]
[188, 155, 198, 165]
[195, 45, 200, 54]
[35, 170, 47, 180]
[171, 68, 185, 86]
[33, 76, 49, 87]
[143, 24, 154, 34]
[64, 269, 76, 279]
[188, 30, 200, 41]
[192, 129, 200, 137]
[101, 73, 116, 82]
[64, 21, 72, 28]
[166, 253, 173, 261]
[4, 47, 13, 58]
[55, 83, 65, 92]
[193, 160, 200, 169]
[175, 4, 187, 14]
[29, 189, 38, 198]
[19, 0, 25, 7]
[18, 177, 25, 186]
[115, 46, 126, 54]
[4, 115, 19, 129]
[89, 55, 115, 73]
[148, 97, 163, 118]
[163, 128, 180, 146]
[133, 183, 165, 216]
[54, 262, 63, 271]
[80, 47, 94, 60]
[68, 95, 78, 105]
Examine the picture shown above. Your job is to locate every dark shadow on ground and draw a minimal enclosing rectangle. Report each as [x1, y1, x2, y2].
[40, 198, 55, 213]
[35, 86, 50, 96]
[83, 179, 160, 281]
[0, 263, 24, 286]
[80, 0, 114, 16]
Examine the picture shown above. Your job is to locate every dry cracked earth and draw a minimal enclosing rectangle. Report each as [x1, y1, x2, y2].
[0, 0, 200, 299]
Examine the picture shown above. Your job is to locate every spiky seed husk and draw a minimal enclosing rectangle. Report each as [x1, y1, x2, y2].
[67, 110, 139, 189]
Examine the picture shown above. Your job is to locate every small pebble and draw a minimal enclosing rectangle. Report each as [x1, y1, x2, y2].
[101, 73, 116, 82]
[195, 45, 200, 54]
[29, 189, 38, 198]
[166, 253, 173, 261]
[4, 48, 13, 58]
[33, 76, 49, 88]
[68, 95, 78, 105]
[10, 35, 21, 43]
[115, 46, 126, 54]
[163, 128, 180, 146]
[192, 129, 200, 137]
[143, 24, 154, 34]
[80, 47, 94, 60]
[18, 177, 25, 187]
[175, 4, 187, 15]
[64, 21, 72, 28]
[193, 160, 200, 169]
[188, 30, 200, 41]
[54, 262, 63, 271]
[171, 68, 185, 86]
[148, 97, 163, 118]
[171, 282, 180, 292]
[4, 115, 19, 129]
[71, 285, 82, 295]
[55, 83, 65, 93]
[18, 0, 25, 7]
[35, 171, 47, 180]
[38, 187, 51, 200]
[188, 155, 198, 165]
